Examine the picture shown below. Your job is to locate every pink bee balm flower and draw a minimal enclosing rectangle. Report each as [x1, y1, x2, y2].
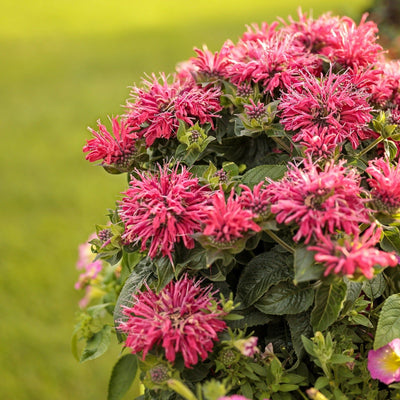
[368, 339, 400, 384]
[126, 73, 222, 146]
[308, 224, 398, 278]
[83, 116, 137, 168]
[118, 276, 227, 368]
[265, 159, 370, 243]
[120, 164, 209, 262]
[239, 182, 270, 220]
[366, 157, 400, 214]
[278, 70, 373, 151]
[203, 189, 261, 246]
[322, 14, 382, 70]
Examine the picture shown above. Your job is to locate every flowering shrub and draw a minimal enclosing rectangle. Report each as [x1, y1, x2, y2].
[74, 9, 400, 400]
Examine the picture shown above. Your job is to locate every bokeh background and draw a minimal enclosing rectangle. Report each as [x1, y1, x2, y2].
[1, 0, 375, 398]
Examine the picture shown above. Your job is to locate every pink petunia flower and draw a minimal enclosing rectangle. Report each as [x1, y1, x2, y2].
[366, 157, 400, 214]
[368, 339, 400, 384]
[308, 224, 398, 278]
[83, 116, 137, 168]
[126, 74, 222, 146]
[265, 159, 370, 243]
[120, 164, 210, 262]
[278, 70, 373, 151]
[118, 275, 227, 368]
[202, 189, 261, 246]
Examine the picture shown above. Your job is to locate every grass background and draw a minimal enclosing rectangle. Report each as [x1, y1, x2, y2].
[1, 0, 372, 398]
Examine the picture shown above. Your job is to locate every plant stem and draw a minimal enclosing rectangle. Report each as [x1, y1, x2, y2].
[357, 137, 384, 159]
[264, 229, 295, 253]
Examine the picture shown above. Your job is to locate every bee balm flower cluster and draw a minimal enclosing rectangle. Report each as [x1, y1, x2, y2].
[74, 10, 400, 400]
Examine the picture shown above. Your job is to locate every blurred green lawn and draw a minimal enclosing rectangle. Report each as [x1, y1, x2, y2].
[1, 0, 371, 398]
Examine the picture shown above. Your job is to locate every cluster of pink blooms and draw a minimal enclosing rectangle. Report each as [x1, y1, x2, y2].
[79, 10, 400, 392]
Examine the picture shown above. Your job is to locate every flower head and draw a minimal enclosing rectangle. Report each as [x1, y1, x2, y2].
[265, 159, 369, 243]
[278, 70, 373, 151]
[83, 116, 137, 169]
[366, 157, 400, 214]
[308, 224, 397, 278]
[239, 182, 270, 220]
[202, 189, 261, 246]
[368, 339, 400, 384]
[118, 275, 227, 368]
[126, 74, 222, 146]
[120, 164, 210, 262]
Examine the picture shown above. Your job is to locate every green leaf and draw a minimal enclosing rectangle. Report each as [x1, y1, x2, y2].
[236, 249, 292, 307]
[228, 307, 272, 329]
[241, 164, 287, 189]
[286, 312, 313, 362]
[329, 354, 354, 364]
[120, 251, 142, 284]
[254, 282, 314, 315]
[301, 335, 316, 358]
[350, 314, 373, 328]
[113, 257, 155, 341]
[362, 273, 387, 300]
[381, 226, 400, 255]
[293, 246, 324, 284]
[80, 325, 112, 363]
[107, 354, 139, 400]
[374, 294, 400, 349]
[342, 278, 362, 314]
[311, 280, 347, 332]
[155, 257, 175, 292]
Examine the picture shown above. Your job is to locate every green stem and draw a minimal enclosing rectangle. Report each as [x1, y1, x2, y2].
[271, 135, 292, 154]
[264, 229, 295, 253]
[357, 137, 384, 159]
[297, 388, 309, 400]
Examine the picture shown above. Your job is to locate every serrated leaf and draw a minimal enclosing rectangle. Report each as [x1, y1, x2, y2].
[113, 257, 155, 342]
[311, 280, 347, 332]
[293, 246, 324, 284]
[236, 250, 292, 307]
[286, 312, 313, 362]
[80, 325, 112, 363]
[342, 278, 362, 314]
[120, 251, 142, 284]
[242, 164, 287, 189]
[107, 354, 138, 400]
[362, 273, 386, 300]
[254, 282, 314, 315]
[374, 294, 400, 349]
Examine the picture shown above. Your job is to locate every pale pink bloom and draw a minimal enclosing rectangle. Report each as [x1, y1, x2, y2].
[278, 70, 373, 150]
[120, 164, 210, 262]
[126, 74, 222, 146]
[308, 224, 398, 278]
[239, 182, 270, 220]
[265, 159, 369, 243]
[321, 14, 382, 69]
[118, 275, 227, 368]
[218, 396, 252, 400]
[203, 189, 261, 246]
[83, 116, 137, 168]
[368, 339, 400, 384]
[366, 158, 400, 213]
[234, 336, 260, 357]
[75, 233, 103, 290]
